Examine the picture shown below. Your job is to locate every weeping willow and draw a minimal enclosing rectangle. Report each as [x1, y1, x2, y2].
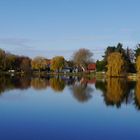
[135, 80, 140, 109]
[105, 78, 127, 107]
[106, 52, 127, 77]
[136, 56, 140, 77]
[50, 78, 65, 92]
[31, 78, 48, 90]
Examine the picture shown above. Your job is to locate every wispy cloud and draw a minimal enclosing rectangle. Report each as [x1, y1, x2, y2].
[44, 35, 113, 43]
[0, 38, 33, 47]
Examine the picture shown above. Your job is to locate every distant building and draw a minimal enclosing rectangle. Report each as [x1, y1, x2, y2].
[61, 67, 73, 73]
[87, 63, 96, 72]
[8, 70, 15, 73]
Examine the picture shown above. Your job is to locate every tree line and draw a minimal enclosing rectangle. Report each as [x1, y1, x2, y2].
[96, 43, 140, 77]
[1, 43, 140, 76]
[0, 48, 94, 73]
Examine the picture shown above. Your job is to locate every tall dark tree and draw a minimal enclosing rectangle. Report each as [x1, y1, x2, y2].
[0, 49, 6, 70]
[20, 57, 31, 73]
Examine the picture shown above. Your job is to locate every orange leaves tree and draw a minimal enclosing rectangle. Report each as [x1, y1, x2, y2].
[106, 52, 127, 77]
[51, 56, 65, 72]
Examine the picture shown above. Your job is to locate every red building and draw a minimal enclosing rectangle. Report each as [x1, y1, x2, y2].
[87, 63, 96, 72]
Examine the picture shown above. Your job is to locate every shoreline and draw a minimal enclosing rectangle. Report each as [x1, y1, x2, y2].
[0, 71, 138, 81]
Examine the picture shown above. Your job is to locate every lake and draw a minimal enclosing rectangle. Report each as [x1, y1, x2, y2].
[0, 75, 140, 140]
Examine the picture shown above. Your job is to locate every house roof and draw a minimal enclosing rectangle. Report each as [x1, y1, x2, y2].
[87, 63, 96, 70]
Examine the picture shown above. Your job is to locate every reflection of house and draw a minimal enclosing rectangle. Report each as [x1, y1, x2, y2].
[87, 63, 96, 72]
[80, 77, 96, 84]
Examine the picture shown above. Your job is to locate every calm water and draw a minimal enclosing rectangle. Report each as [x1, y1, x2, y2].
[0, 75, 140, 140]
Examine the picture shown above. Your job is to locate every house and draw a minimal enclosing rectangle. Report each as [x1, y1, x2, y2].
[61, 67, 73, 73]
[87, 63, 96, 72]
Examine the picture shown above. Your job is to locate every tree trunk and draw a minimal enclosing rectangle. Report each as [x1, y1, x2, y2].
[80, 65, 86, 72]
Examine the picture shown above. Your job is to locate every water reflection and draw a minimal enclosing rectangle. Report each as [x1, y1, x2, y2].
[96, 78, 136, 108]
[70, 82, 93, 102]
[0, 75, 31, 94]
[50, 78, 65, 92]
[105, 78, 128, 107]
[31, 78, 49, 90]
[1, 75, 140, 110]
[135, 80, 140, 109]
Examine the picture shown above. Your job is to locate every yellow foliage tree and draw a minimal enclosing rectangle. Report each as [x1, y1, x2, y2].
[51, 56, 65, 72]
[105, 78, 127, 107]
[50, 78, 65, 92]
[31, 57, 48, 72]
[31, 78, 48, 90]
[136, 55, 140, 77]
[135, 80, 140, 109]
[106, 52, 127, 77]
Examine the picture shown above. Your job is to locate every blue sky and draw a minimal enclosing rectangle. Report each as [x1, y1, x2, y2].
[0, 0, 140, 60]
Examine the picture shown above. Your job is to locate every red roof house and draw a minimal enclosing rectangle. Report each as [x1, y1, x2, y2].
[87, 63, 96, 72]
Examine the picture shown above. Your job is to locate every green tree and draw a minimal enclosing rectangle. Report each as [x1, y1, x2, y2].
[96, 60, 106, 71]
[51, 56, 65, 72]
[134, 44, 140, 58]
[4, 53, 16, 70]
[0, 49, 6, 71]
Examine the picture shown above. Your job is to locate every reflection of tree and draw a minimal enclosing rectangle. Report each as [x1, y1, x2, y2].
[104, 78, 128, 108]
[14, 77, 31, 89]
[0, 76, 8, 94]
[50, 78, 65, 92]
[70, 83, 93, 103]
[31, 78, 49, 90]
[0, 75, 31, 94]
[135, 80, 140, 109]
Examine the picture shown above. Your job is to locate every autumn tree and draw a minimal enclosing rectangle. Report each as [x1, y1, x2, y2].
[50, 77, 65, 92]
[51, 56, 65, 72]
[135, 80, 140, 109]
[31, 57, 48, 72]
[106, 52, 127, 77]
[136, 55, 140, 77]
[20, 57, 31, 73]
[31, 78, 48, 90]
[104, 78, 127, 107]
[103, 43, 135, 73]
[72, 48, 93, 71]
